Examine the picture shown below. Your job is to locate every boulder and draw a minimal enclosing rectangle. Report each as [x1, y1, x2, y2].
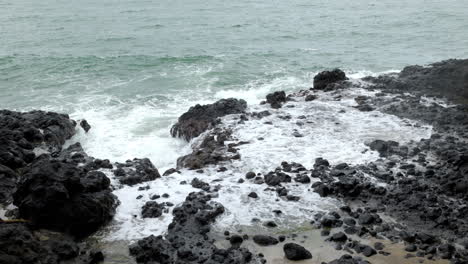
[13, 156, 118, 239]
[113, 158, 160, 186]
[170, 98, 247, 141]
[266, 91, 287, 109]
[313, 69, 347, 90]
[283, 243, 312, 261]
[252, 235, 279, 246]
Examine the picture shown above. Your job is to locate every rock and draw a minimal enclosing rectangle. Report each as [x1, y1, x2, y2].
[176, 128, 238, 169]
[327, 254, 370, 264]
[367, 140, 399, 157]
[330, 232, 348, 243]
[129, 192, 253, 264]
[248, 192, 258, 198]
[79, 120, 91, 133]
[305, 94, 317, 101]
[191, 178, 210, 191]
[266, 91, 287, 109]
[246, 171, 256, 179]
[253, 235, 279, 246]
[0, 223, 86, 264]
[13, 156, 118, 239]
[141, 201, 164, 218]
[264, 172, 291, 186]
[313, 69, 347, 90]
[364, 59, 468, 103]
[230, 235, 244, 246]
[283, 243, 312, 261]
[113, 158, 161, 186]
[163, 168, 180, 176]
[170, 98, 247, 141]
[361, 245, 377, 257]
[294, 174, 311, 183]
[405, 244, 417, 252]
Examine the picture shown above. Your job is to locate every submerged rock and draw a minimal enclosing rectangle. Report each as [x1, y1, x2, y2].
[13, 156, 118, 239]
[252, 235, 279, 246]
[170, 98, 247, 141]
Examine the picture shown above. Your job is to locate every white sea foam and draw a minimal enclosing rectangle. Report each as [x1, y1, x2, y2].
[64, 72, 433, 241]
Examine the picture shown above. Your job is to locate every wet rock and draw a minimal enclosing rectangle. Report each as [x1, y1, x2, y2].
[330, 232, 348, 243]
[283, 243, 312, 261]
[248, 192, 258, 198]
[266, 91, 287, 109]
[313, 69, 347, 90]
[253, 235, 279, 246]
[367, 140, 399, 157]
[364, 59, 468, 103]
[0, 223, 87, 264]
[163, 168, 180, 176]
[113, 158, 161, 186]
[264, 171, 291, 186]
[230, 235, 244, 246]
[79, 119, 91, 133]
[245, 171, 256, 179]
[13, 156, 117, 239]
[129, 192, 253, 263]
[170, 98, 247, 141]
[141, 201, 164, 218]
[405, 244, 417, 252]
[327, 254, 370, 264]
[294, 174, 311, 183]
[177, 128, 238, 169]
[305, 94, 317, 101]
[191, 178, 210, 191]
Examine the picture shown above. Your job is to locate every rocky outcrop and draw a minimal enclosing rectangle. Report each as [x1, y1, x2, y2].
[313, 69, 347, 90]
[13, 156, 118, 239]
[0, 223, 103, 264]
[176, 128, 240, 169]
[113, 158, 161, 186]
[0, 110, 75, 169]
[171, 98, 247, 141]
[129, 192, 253, 263]
[364, 59, 468, 104]
[0, 110, 77, 203]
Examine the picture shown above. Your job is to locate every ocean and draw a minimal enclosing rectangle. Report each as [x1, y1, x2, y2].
[1, 0, 467, 261]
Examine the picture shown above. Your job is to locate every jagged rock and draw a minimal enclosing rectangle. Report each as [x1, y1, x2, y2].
[177, 129, 237, 169]
[170, 98, 247, 141]
[113, 158, 161, 186]
[0, 110, 76, 199]
[283, 243, 312, 260]
[141, 201, 164, 218]
[0, 223, 89, 264]
[191, 178, 210, 191]
[79, 120, 91, 133]
[313, 69, 347, 90]
[266, 91, 287, 109]
[13, 156, 118, 239]
[129, 192, 253, 263]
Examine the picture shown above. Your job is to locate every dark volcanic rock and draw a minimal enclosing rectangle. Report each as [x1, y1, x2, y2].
[364, 59, 468, 103]
[191, 177, 210, 191]
[129, 192, 253, 264]
[177, 128, 238, 169]
[266, 91, 287, 109]
[79, 119, 91, 133]
[327, 254, 370, 264]
[141, 201, 164, 218]
[313, 69, 347, 90]
[170, 98, 247, 141]
[13, 156, 118, 239]
[0, 110, 77, 202]
[252, 235, 279, 246]
[113, 158, 161, 186]
[283, 243, 312, 260]
[0, 223, 80, 264]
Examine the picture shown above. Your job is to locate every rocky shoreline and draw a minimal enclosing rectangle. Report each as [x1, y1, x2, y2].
[1, 58, 468, 264]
